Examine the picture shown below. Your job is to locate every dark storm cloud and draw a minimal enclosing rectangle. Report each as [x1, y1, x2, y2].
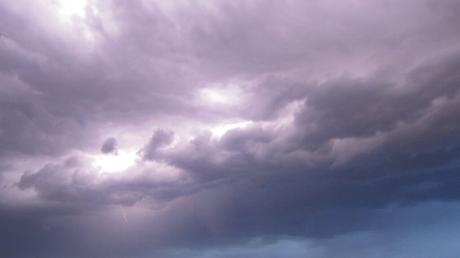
[142, 129, 175, 161]
[16, 153, 196, 210]
[17, 156, 142, 206]
[1, 0, 460, 257]
[11, 48, 460, 253]
[295, 48, 460, 148]
[138, 46, 460, 246]
[101, 137, 117, 154]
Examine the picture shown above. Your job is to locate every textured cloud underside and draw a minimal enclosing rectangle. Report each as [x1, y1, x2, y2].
[1, 0, 460, 257]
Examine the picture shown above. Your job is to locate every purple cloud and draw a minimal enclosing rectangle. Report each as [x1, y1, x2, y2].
[0, 0, 460, 257]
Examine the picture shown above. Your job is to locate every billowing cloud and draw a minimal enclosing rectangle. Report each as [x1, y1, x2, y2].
[1, 0, 460, 257]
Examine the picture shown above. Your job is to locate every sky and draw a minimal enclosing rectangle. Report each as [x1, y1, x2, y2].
[1, 0, 460, 257]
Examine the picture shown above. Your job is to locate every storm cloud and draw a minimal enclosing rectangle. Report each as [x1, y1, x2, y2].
[1, 0, 460, 257]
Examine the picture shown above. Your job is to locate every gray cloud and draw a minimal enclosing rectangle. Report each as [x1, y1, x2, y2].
[142, 129, 175, 161]
[0, 0, 460, 257]
[101, 137, 117, 154]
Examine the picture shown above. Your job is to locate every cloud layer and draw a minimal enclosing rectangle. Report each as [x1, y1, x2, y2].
[1, 0, 460, 257]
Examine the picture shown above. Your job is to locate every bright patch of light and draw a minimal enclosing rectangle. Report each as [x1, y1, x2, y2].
[201, 88, 231, 104]
[198, 83, 245, 107]
[92, 150, 138, 173]
[210, 121, 253, 138]
[55, 0, 88, 21]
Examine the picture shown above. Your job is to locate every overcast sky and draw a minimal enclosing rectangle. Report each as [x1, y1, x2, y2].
[1, 0, 460, 257]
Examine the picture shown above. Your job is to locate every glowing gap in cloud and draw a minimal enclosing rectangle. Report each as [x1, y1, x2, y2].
[210, 121, 253, 138]
[201, 88, 230, 104]
[92, 150, 138, 173]
[199, 85, 243, 107]
[55, 0, 88, 21]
